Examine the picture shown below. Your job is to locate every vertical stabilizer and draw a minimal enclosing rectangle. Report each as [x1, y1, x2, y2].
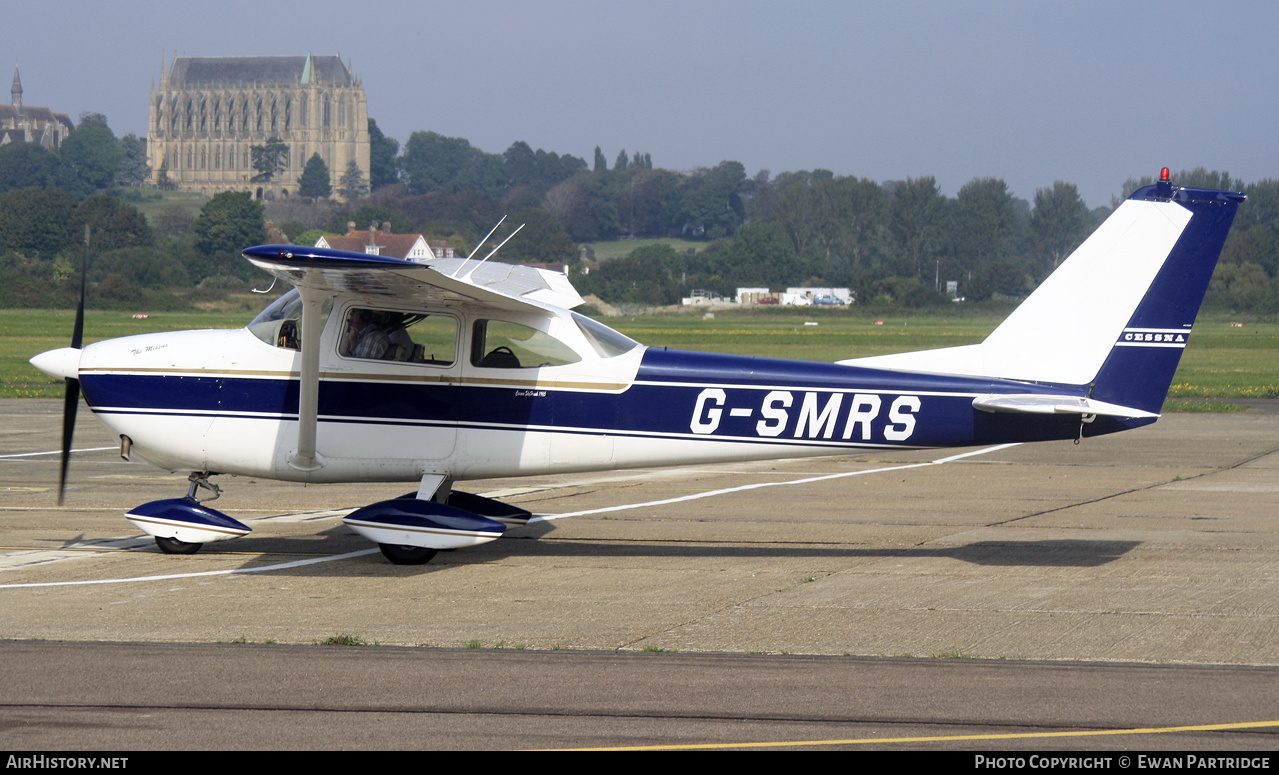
[840, 176, 1244, 417]
[1087, 183, 1245, 414]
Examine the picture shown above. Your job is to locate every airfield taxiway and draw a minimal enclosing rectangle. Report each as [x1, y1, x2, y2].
[2, 398, 1277, 749]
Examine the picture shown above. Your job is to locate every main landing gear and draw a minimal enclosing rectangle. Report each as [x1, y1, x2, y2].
[125, 473, 534, 564]
[377, 544, 438, 565]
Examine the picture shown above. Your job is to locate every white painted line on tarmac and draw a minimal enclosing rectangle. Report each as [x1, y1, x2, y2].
[0, 549, 381, 589]
[530, 443, 1022, 522]
[0, 446, 116, 459]
[0, 443, 1019, 588]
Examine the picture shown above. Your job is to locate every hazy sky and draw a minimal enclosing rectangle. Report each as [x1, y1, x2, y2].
[7, 1, 1277, 208]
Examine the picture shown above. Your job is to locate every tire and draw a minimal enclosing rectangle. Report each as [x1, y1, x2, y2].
[378, 544, 437, 565]
[155, 536, 203, 555]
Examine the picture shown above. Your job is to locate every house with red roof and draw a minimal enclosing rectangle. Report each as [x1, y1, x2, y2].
[316, 222, 455, 264]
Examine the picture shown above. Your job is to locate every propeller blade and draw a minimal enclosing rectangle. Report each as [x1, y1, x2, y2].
[71, 227, 87, 350]
[57, 377, 79, 506]
[58, 226, 90, 505]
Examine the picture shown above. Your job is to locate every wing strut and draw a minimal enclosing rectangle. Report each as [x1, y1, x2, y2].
[288, 286, 327, 472]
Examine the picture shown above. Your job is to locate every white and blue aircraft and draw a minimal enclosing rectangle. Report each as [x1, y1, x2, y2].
[30, 172, 1245, 564]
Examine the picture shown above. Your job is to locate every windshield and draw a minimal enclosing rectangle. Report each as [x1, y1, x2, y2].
[247, 289, 332, 349]
[572, 312, 639, 358]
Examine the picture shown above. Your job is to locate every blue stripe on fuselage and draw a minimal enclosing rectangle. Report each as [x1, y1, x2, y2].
[78, 347, 1127, 451]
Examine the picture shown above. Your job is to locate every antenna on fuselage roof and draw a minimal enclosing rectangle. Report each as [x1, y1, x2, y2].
[460, 221, 526, 281]
[450, 215, 506, 278]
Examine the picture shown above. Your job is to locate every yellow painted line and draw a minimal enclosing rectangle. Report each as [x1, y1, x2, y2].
[542, 718, 1279, 751]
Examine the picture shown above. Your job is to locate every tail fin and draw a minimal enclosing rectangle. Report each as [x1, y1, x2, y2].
[1087, 182, 1244, 414]
[841, 177, 1244, 414]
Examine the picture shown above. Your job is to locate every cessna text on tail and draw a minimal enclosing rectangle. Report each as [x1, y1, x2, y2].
[30, 173, 1245, 564]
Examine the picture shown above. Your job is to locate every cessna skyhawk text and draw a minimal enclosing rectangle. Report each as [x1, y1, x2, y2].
[30, 173, 1245, 564]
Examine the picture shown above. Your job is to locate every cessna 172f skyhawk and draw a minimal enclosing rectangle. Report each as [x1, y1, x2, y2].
[30, 172, 1244, 564]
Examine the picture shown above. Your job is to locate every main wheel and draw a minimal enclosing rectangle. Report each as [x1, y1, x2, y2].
[155, 536, 203, 555]
[378, 544, 438, 565]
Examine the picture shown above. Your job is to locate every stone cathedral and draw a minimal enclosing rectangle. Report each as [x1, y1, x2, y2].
[147, 54, 370, 198]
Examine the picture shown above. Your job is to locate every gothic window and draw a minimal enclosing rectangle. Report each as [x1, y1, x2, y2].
[300, 93, 307, 125]
[323, 96, 330, 127]
[186, 148, 193, 169]
[200, 147, 206, 169]
[339, 99, 346, 127]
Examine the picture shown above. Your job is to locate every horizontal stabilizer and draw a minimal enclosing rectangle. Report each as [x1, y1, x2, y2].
[972, 394, 1157, 419]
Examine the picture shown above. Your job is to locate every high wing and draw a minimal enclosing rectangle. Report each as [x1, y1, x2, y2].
[242, 245, 584, 313]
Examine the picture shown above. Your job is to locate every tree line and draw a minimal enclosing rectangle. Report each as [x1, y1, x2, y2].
[1, 112, 1276, 313]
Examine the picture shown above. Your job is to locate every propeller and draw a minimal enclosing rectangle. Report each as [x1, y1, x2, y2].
[57, 226, 89, 506]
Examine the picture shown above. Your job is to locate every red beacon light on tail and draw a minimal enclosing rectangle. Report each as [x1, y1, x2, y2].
[1155, 166, 1174, 199]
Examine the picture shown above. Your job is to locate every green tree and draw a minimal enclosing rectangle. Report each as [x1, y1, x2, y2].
[615, 149, 629, 172]
[297, 153, 332, 199]
[488, 208, 577, 264]
[503, 141, 538, 188]
[251, 137, 289, 183]
[338, 160, 369, 200]
[1029, 181, 1091, 276]
[949, 177, 1023, 293]
[617, 167, 682, 237]
[77, 112, 110, 129]
[400, 131, 503, 197]
[887, 176, 947, 283]
[90, 245, 190, 288]
[542, 171, 622, 242]
[575, 243, 684, 305]
[367, 119, 400, 191]
[594, 146, 607, 172]
[678, 161, 748, 240]
[706, 222, 801, 286]
[190, 191, 267, 281]
[0, 141, 62, 193]
[59, 124, 122, 197]
[0, 187, 78, 259]
[114, 133, 151, 188]
[74, 196, 153, 251]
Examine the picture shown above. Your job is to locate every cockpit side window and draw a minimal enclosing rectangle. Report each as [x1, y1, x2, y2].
[247, 289, 332, 351]
[339, 306, 458, 366]
[471, 319, 582, 369]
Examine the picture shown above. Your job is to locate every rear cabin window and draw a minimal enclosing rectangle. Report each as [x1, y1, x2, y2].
[471, 319, 581, 369]
[339, 307, 458, 366]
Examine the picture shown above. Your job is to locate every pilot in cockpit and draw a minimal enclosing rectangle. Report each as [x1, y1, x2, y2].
[346, 308, 390, 360]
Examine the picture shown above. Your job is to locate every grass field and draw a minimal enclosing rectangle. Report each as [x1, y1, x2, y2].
[4, 307, 1275, 405]
[587, 237, 705, 261]
[115, 189, 210, 223]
